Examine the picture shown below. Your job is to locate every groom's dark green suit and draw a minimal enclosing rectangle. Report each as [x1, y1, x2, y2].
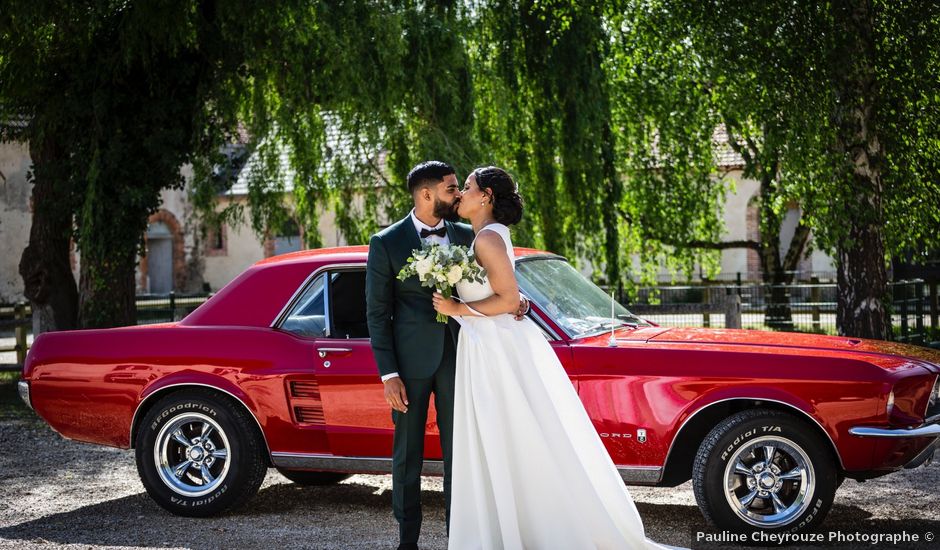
[365, 214, 474, 545]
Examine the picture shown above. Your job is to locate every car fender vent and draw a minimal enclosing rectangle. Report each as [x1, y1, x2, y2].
[293, 406, 326, 425]
[290, 380, 321, 399]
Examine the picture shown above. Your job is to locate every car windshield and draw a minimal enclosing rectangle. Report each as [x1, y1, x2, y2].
[515, 256, 650, 339]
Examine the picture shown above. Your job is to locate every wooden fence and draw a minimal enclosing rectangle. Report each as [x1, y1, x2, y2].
[0, 303, 29, 371]
[0, 293, 211, 372]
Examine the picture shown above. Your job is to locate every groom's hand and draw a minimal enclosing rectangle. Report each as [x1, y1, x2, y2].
[384, 377, 409, 413]
[513, 296, 530, 321]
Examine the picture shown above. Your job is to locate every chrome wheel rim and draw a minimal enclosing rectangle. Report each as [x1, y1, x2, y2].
[723, 435, 815, 528]
[154, 413, 231, 497]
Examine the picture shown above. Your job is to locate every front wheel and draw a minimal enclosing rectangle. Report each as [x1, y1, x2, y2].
[135, 389, 267, 517]
[692, 409, 838, 534]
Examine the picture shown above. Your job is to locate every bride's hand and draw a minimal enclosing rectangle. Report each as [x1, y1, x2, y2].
[432, 292, 460, 317]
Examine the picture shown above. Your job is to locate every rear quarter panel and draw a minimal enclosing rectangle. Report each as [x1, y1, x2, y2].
[24, 324, 327, 454]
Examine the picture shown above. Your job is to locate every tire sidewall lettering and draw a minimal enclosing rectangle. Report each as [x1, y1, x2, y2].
[720, 424, 782, 462]
[150, 402, 218, 431]
[168, 483, 229, 507]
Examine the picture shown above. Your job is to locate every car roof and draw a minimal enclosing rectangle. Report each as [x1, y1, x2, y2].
[182, 245, 556, 328]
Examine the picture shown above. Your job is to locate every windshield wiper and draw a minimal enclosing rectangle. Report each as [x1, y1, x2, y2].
[578, 316, 651, 337]
[579, 319, 633, 336]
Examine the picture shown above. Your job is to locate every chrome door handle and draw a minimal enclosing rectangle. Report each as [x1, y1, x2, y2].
[317, 347, 352, 358]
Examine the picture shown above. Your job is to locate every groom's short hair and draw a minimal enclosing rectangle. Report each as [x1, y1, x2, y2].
[407, 161, 455, 195]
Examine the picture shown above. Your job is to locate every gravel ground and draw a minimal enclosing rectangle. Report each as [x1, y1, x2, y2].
[1, 410, 938, 549]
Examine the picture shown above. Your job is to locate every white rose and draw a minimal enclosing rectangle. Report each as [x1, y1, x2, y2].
[446, 265, 463, 285]
[415, 258, 433, 277]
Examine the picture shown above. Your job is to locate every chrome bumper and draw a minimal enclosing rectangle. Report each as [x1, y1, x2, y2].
[17, 380, 31, 410]
[849, 419, 940, 469]
[848, 422, 940, 438]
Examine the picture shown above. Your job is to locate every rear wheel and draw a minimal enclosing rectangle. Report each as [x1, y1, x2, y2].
[276, 469, 351, 486]
[693, 409, 838, 534]
[135, 389, 267, 517]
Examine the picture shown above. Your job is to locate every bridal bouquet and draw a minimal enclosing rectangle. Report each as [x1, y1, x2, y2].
[397, 242, 487, 322]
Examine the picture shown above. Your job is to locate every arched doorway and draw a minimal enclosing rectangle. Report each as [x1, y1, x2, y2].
[146, 221, 174, 294]
[140, 209, 185, 294]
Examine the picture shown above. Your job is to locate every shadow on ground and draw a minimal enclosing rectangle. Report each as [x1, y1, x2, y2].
[0, 479, 448, 548]
[0, 482, 706, 549]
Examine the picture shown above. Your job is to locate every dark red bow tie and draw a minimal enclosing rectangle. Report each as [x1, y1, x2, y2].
[420, 226, 447, 238]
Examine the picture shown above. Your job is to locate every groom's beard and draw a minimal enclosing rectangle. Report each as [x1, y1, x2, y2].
[434, 197, 461, 222]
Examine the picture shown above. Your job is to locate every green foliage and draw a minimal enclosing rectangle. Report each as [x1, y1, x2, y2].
[191, 1, 481, 249]
[5, 1, 936, 333]
[471, 1, 634, 287]
[638, 0, 940, 260]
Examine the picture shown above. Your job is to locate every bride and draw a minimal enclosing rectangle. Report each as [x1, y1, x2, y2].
[432, 167, 675, 550]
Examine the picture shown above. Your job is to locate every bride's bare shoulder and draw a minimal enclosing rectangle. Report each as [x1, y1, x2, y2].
[473, 231, 508, 258]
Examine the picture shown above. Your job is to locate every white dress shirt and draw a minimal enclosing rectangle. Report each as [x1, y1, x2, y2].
[410, 208, 449, 246]
[381, 210, 450, 382]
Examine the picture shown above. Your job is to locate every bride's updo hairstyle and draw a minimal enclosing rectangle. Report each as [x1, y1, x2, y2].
[473, 166, 524, 226]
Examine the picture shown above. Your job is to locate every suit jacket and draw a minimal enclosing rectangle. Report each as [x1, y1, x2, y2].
[365, 215, 475, 379]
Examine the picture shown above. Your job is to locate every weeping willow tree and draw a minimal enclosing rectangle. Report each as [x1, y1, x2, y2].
[610, 0, 940, 338]
[2, 1, 464, 328]
[469, 1, 615, 286]
[467, 0, 728, 291]
[11, 0, 931, 338]
[193, 0, 481, 250]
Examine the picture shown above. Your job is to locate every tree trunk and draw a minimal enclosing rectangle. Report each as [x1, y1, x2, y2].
[753, 158, 797, 332]
[77, 248, 138, 329]
[836, 226, 888, 339]
[17, 136, 78, 334]
[831, 0, 889, 339]
[76, 176, 139, 328]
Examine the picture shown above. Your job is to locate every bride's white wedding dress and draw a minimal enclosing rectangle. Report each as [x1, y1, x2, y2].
[448, 223, 673, 550]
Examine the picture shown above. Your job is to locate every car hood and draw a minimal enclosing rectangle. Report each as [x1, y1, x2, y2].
[647, 327, 940, 373]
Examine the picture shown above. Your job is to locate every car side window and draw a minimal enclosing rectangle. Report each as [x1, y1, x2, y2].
[280, 273, 328, 338]
[329, 270, 369, 339]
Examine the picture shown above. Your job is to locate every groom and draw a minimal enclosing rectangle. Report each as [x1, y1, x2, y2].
[365, 161, 527, 550]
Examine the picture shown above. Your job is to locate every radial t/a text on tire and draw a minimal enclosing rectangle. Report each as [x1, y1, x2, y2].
[135, 389, 267, 517]
[692, 409, 838, 534]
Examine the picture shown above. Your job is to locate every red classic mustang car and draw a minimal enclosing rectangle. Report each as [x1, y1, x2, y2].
[18, 246, 940, 533]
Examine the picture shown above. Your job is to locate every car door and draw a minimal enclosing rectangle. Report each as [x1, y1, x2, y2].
[312, 268, 398, 458]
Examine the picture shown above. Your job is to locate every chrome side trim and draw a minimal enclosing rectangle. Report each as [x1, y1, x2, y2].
[322, 271, 332, 337]
[271, 452, 444, 475]
[271, 452, 661, 484]
[849, 422, 940, 438]
[661, 397, 846, 471]
[130, 382, 271, 456]
[270, 262, 364, 328]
